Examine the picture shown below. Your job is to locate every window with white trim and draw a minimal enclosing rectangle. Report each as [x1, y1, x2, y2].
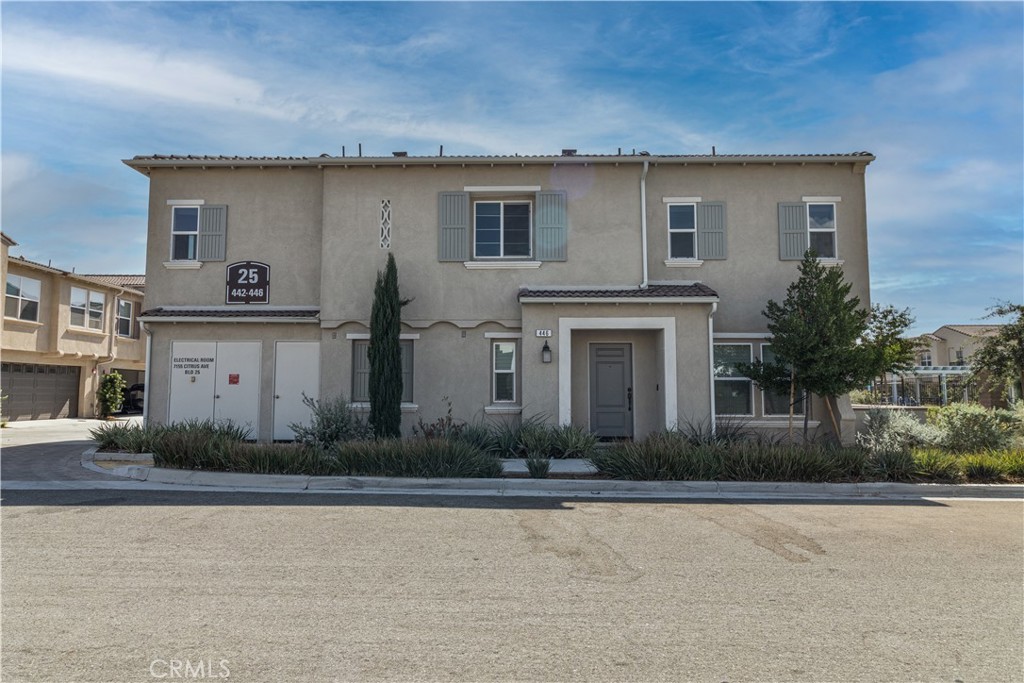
[919, 351, 932, 367]
[474, 201, 531, 258]
[713, 344, 752, 416]
[807, 203, 837, 259]
[760, 344, 804, 416]
[116, 299, 136, 338]
[492, 342, 517, 403]
[352, 340, 413, 403]
[668, 203, 697, 259]
[70, 287, 105, 331]
[5, 274, 40, 322]
[171, 206, 200, 260]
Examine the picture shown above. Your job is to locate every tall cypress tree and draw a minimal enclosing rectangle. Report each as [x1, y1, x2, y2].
[369, 253, 403, 438]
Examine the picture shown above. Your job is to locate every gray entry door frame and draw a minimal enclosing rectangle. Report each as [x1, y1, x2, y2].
[589, 343, 634, 439]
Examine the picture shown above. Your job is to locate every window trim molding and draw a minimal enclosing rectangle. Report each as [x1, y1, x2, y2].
[662, 196, 702, 204]
[166, 199, 206, 206]
[463, 261, 542, 270]
[170, 205, 201, 261]
[666, 201, 699, 260]
[116, 298, 136, 339]
[464, 185, 541, 193]
[162, 261, 203, 270]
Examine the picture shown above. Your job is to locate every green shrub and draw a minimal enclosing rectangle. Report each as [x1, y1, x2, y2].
[870, 449, 915, 481]
[550, 424, 599, 459]
[452, 422, 494, 452]
[1000, 449, 1024, 477]
[912, 448, 962, 481]
[90, 421, 169, 453]
[289, 394, 371, 449]
[525, 454, 551, 478]
[930, 403, 1011, 453]
[97, 371, 127, 417]
[518, 423, 555, 457]
[413, 397, 465, 440]
[858, 408, 940, 456]
[331, 438, 502, 478]
[961, 453, 1005, 481]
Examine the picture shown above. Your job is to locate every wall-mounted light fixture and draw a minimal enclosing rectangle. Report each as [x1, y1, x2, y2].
[541, 340, 552, 364]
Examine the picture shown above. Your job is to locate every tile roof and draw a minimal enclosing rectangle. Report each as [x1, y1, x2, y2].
[140, 307, 319, 320]
[7, 257, 145, 294]
[79, 274, 146, 291]
[940, 324, 1003, 337]
[518, 283, 718, 300]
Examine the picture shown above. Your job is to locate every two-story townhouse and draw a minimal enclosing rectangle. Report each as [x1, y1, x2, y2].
[125, 150, 873, 443]
[1, 233, 146, 420]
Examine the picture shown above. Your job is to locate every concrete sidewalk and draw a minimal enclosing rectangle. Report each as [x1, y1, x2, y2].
[77, 448, 1024, 501]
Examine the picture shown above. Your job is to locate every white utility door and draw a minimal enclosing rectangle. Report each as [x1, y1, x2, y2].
[273, 341, 320, 440]
[213, 342, 262, 437]
[169, 342, 217, 423]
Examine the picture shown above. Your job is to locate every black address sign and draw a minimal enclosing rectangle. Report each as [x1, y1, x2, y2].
[225, 261, 270, 304]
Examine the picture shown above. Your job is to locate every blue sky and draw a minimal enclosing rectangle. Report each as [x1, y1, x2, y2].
[2, 1, 1021, 334]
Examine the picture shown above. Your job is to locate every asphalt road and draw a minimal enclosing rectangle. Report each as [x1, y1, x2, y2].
[3, 486, 1022, 683]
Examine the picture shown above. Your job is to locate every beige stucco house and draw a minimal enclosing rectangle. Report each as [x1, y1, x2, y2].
[882, 324, 1013, 407]
[124, 150, 874, 442]
[1, 232, 146, 420]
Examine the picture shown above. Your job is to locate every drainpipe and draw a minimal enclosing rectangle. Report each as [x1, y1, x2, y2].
[96, 286, 126, 370]
[707, 302, 718, 433]
[639, 160, 650, 289]
[140, 321, 152, 424]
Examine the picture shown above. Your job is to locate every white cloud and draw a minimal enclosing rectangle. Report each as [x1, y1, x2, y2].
[3, 25, 302, 121]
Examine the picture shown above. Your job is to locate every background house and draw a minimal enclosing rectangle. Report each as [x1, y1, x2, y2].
[126, 150, 874, 443]
[879, 324, 1013, 408]
[1, 232, 146, 420]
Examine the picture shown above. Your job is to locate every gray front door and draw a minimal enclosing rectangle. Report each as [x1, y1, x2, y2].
[589, 343, 633, 439]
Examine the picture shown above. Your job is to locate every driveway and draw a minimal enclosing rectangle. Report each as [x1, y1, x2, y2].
[1, 418, 132, 481]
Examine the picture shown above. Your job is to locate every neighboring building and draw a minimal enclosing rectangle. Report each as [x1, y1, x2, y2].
[882, 324, 1013, 407]
[124, 150, 874, 442]
[1, 233, 146, 420]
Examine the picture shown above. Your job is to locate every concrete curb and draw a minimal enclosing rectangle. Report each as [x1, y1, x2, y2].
[81, 449, 1024, 500]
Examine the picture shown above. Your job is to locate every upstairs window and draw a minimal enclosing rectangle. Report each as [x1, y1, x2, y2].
[807, 203, 837, 259]
[116, 299, 136, 338]
[474, 201, 531, 258]
[667, 204, 696, 259]
[5, 274, 40, 322]
[919, 351, 932, 367]
[70, 287, 105, 331]
[171, 206, 200, 260]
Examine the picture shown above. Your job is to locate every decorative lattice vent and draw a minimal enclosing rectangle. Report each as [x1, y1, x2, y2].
[380, 199, 392, 249]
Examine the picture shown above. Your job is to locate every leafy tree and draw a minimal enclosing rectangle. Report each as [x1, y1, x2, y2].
[740, 251, 879, 441]
[97, 370, 127, 418]
[369, 253, 410, 438]
[969, 302, 1024, 399]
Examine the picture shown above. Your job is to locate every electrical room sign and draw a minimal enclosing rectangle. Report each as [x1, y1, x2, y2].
[226, 261, 270, 304]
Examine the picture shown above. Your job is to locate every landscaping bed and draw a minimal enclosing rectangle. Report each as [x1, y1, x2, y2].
[90, 401, 1024, 484]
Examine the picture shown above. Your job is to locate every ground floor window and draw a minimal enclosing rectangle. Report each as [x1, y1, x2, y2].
[492, 342, 517, 403]
[760, 344, 804, 416]
[713, 344, 752, 415]
[352, 340, 413, 403]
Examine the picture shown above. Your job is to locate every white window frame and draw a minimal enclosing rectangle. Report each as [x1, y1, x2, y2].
[170, 205, 201, 261]
[4, 274, 41, 322]
[919, 351, 932, 367]
[759, 343, 804, 417]
[713, 343, 753, 417]
[492, 341, 517, 403]
[806, 202, 837, 259]
[666, 202, 698, 260]
[116, 299, 135, 338]
[70, 287, 105, 331]
[473, 200, 533, 259]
